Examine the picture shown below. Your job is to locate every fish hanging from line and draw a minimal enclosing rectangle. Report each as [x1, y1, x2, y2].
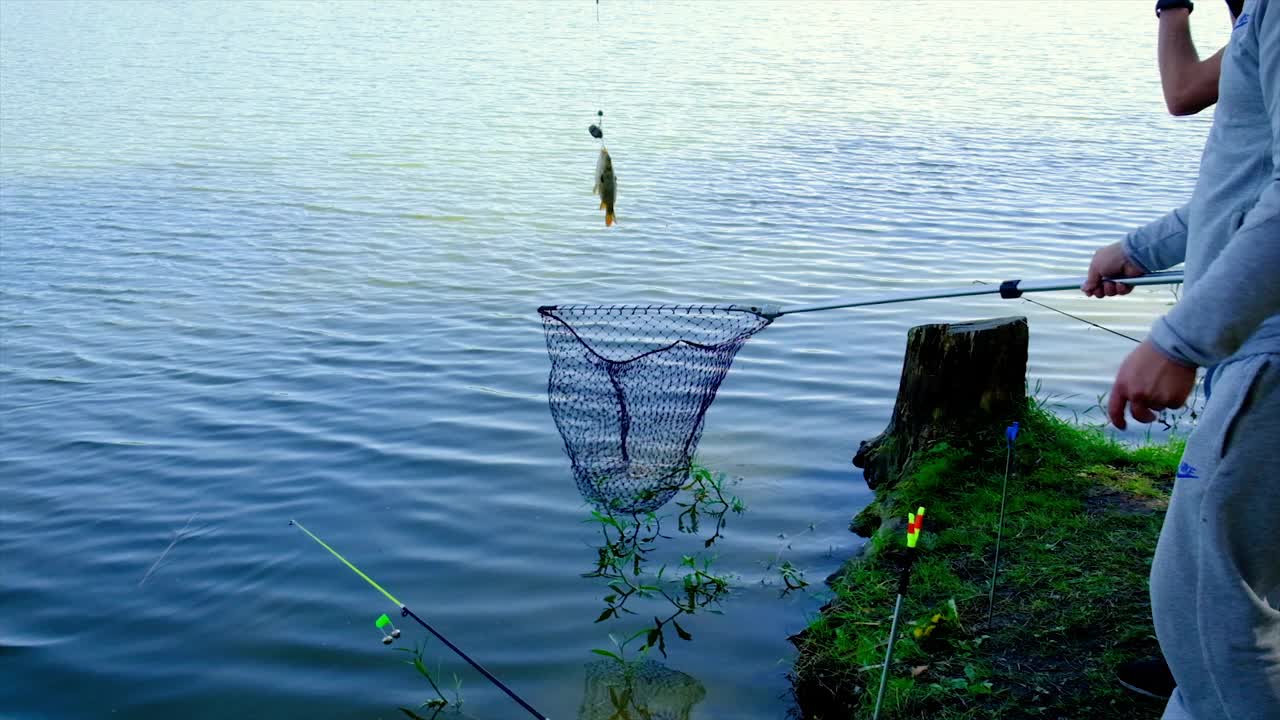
[593, 146, 616, 227]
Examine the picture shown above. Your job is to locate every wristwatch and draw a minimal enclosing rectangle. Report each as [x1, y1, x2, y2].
[1156, 0, 1194, 16]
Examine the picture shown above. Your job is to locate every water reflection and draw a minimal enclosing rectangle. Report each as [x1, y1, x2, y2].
[392, 650, 707, 720]
[579, 659, 706, 720]
[395, 706, 475, 720]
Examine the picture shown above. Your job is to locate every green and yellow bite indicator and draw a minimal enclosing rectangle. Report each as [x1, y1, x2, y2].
[376, 613, 401, 645]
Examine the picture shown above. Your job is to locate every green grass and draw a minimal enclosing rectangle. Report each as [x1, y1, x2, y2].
[792, 401, 1183, 719]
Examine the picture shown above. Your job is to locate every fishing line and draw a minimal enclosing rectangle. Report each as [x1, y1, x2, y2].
[585, 1, 616, 226]
[290, 520, 551, 720]
[974, 280, 1143, 343]
[139, 514, 202, 586]
[1021, 296, 1142, 343]
[589, 1, 604, 146]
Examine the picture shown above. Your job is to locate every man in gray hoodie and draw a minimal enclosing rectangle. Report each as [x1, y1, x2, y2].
[1114, 0, 1248, 703]
[1082, 1, 1279, 717]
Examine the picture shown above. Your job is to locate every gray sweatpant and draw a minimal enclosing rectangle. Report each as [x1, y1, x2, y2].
[1151, 353, 1280, 720]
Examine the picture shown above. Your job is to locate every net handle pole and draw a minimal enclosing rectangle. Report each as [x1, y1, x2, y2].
[771, 271, 1183, 319]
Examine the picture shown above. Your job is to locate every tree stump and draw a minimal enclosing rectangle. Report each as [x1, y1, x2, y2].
[851, 316, 1028, 536]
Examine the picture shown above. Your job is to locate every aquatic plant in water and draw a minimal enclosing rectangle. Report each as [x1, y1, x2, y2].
[585, 464, 742, 661]
[776, 561, 809, 597]
[396, 641, 464, 719]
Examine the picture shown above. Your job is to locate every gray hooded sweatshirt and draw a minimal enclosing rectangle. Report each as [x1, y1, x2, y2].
[1123, 0, 1279, 368]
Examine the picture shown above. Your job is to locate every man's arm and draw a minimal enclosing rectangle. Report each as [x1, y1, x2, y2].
[1107, 0, 1278, 428]
[1158, 8, 1226, 116]
[1123, 204, 1190, 272]
[1150, 1, 1280, 367]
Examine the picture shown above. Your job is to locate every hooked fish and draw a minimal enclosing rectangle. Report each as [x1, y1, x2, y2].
[593, 147, 616, 227]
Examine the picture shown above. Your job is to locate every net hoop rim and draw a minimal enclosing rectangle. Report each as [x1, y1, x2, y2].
[538, 304, 773, 366]
[538, 303, 771, 316]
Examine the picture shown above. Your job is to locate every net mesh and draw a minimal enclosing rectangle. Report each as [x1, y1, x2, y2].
[539, 304, 773, 514]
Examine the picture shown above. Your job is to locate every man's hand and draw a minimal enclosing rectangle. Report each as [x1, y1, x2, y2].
[1108, 339, 1197, 429]
[1083, 242, 1148, 298]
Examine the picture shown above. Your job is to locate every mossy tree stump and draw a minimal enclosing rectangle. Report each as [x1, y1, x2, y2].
[851, 316, 1028, 536]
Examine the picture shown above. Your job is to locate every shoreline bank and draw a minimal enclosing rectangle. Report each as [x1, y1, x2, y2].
[791, 402, 1181, 719]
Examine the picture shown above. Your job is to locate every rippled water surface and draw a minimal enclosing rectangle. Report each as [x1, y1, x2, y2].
[1, 2, 1233, 718]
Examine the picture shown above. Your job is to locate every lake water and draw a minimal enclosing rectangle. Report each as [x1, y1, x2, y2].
[0, 2, 1232, 718]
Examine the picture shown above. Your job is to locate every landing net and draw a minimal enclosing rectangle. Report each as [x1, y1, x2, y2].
[539, 304, 773, 513]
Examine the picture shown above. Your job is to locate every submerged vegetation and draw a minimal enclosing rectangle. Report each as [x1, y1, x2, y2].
[585, 464, 744, 663]
[793, 402, 1183, 719]
[396, 641, 464, 719]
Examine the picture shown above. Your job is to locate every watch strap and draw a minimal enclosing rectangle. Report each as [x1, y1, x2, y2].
[1156, 0, 1195, 16]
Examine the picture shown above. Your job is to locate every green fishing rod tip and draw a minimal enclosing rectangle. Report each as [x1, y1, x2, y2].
[290, 519, 403, 607]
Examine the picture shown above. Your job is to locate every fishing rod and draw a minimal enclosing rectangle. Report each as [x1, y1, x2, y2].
[290, 520, 551, 720]
[747, 270, 1183, 320]
[873, 506, 926, 720]
[988, 422, 1019, 625]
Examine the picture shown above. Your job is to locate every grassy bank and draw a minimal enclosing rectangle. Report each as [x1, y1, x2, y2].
[792, 402, 1183, 719]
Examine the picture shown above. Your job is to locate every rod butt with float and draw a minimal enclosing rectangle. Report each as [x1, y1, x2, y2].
[289, 520, 551, 720]
[872, 506, 926, 720]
